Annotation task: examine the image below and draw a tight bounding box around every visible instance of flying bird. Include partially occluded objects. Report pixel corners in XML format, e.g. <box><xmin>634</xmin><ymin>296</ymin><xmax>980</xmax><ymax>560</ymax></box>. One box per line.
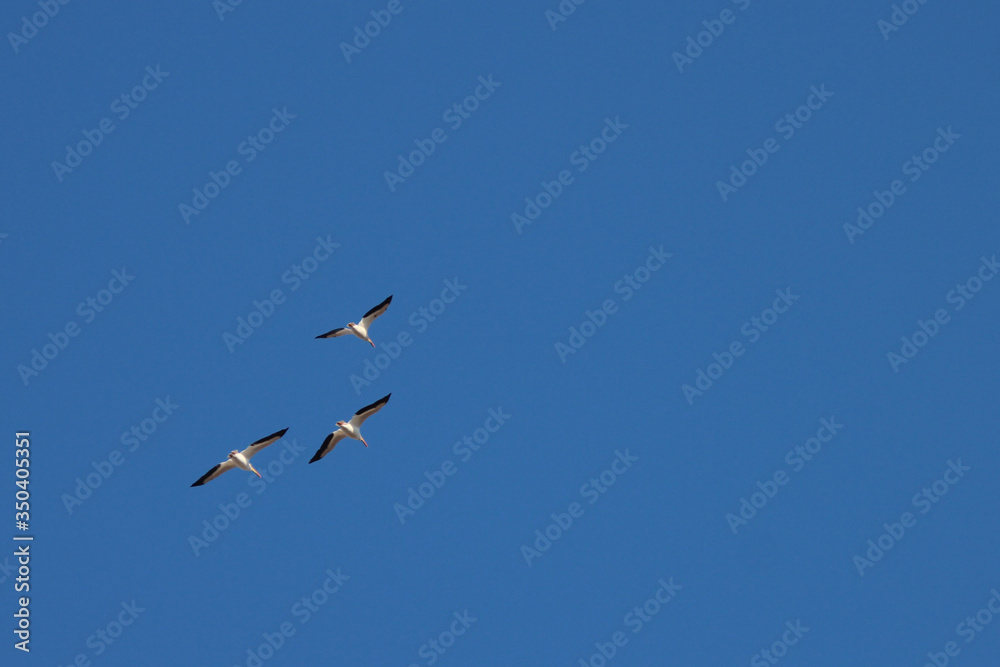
<box><xmin>310</xmin><ymin>394</ymin><xmax>391</xmax><ymax>463</ymax></box>
<box><xmin>191</xmin><ymin>428</ymin><xmax>289</xmax><ymax>487</ymax></box>
<box><xmin>315</xmin><ymin>295</ymin><xmax>392</xmax><ymax>347</ymax></box>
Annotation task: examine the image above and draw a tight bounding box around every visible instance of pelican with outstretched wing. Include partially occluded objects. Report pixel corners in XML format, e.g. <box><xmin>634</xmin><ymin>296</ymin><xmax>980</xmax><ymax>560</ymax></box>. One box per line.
<box><xmin>191</xmin><ymin>428</ymin><xmax>289</xmax><ymax>487</ymax></box>
<box><xmin>310</xmin><ymin>395</ymin><xmax>391</xmax><ymax>463</ymax></box>
<box><xmin>315</xmin><ymin>295</ymin><xmax>393</xmax><ymax>347</ymax></box>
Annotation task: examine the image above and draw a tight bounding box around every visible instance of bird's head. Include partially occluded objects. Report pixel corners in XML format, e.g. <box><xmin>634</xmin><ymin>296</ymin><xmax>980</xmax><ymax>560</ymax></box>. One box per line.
<box><xmin>336</xmin><ymin>420</ymin><xmax>347</xmax><ymax>428</ymax></box>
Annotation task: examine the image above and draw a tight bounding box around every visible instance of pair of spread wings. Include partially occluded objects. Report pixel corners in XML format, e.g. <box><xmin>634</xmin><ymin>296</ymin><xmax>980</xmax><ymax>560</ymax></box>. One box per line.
<box><xmin>315</xmin><ymin>295</ymin><xmax>392</xmax><ymax>339</ymax></box>
<box><xmin>191</xmin><ymin>428</ymin><xmax>289</xmax><ymax>487</ymax></box>
<box><xmin>309</xmin><ymin>394</ymin><xmax>391</xmax><ymax>463</ymax></box>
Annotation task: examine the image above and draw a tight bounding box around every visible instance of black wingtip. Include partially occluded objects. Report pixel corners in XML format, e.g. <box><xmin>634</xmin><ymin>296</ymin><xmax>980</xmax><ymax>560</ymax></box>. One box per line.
<box><xmin>362</xmin><ymin>296</ymin><xmax>393</xmax><ymax>319</ymax></box>
<box><xmin>316</xmin><ymin>327</ymin><xmax>346</xmax><ymax>339</ymax></box>
<box><xmin>255</xmin><ymin>427</ymin><xmax>289</xmax><ymax>444</ymax></box>
<box><xmin>357</xmin><ymin>393</ymin><xmax>392</xmax><ymax>415</ymax></box>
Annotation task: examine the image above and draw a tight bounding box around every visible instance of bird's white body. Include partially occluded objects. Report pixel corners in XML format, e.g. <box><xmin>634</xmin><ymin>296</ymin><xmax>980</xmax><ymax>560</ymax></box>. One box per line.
<box><xmin>345</xmin><ymin>322</ymin><xmax>371</xmax><ymax>344</ymax></box>
<box><xmin>229</xmin><ymin>451</ymin><xmax>253</xmax><ymax>472</ymax></box>
<box><xmin>337</xmin><ymin>420</ymin><xmax>361</xmax><ymax>440</ymax></box>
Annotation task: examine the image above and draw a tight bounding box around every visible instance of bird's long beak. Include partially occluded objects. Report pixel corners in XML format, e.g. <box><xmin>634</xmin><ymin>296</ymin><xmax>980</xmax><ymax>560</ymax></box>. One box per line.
<box><xmin>368</xmin><ymin>339</ymin><xmax>375</xmax><ymax>347</ymax></box>
<box><xmin>250</xmin><ymin>465</ymin><xmax>261</xmax><ymax>478</ymax></box>
<box><xmin>361</xmin><ymin>437</ymin><xmax>369</xmax><ymax>448</ymax></box>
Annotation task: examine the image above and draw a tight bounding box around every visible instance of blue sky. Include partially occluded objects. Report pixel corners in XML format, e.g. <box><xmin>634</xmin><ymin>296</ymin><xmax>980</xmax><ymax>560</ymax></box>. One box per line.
<box><xmin>3</xmin><ymin>1</ymin><xmax>1000</xmax><ymax>665</ymax></box>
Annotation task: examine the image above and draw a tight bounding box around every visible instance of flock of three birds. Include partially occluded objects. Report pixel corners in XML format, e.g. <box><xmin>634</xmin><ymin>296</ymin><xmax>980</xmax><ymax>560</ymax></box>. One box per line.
<box><xmin>191</xmin><ymin>296</ymin><xmax>394</xmax><ymax>487</ymax></box>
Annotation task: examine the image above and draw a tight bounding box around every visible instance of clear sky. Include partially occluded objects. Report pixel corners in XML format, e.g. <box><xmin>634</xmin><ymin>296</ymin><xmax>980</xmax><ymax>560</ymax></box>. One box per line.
<box><xmin>3</xmin><ymin>1</ymin><xmax>1000</xmax><ymax>665</ymax></box>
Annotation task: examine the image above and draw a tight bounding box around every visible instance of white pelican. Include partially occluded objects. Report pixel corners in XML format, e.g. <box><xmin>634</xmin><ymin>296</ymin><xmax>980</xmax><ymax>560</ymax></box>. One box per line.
<box><xmin>315</xmin><ymin>295</ymin><xmax>392</xmax><ymax>347</ymax></box>
<box><xmin>310</xmin><ymin>394</ymin><xmax>391</xmax><ymax>463</ymax></box>
<box><xmin>191</xmin><ymin>428</ymin><xmax>289</xmax><ymax>487</ymax></box>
